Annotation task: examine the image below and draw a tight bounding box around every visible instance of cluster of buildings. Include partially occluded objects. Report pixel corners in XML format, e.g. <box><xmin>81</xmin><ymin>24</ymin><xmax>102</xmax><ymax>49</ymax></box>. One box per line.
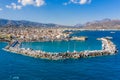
<box><xmin>0</xmin><ymin>27</ymin><xmax>70</xmax><ymax>42</ymax></box>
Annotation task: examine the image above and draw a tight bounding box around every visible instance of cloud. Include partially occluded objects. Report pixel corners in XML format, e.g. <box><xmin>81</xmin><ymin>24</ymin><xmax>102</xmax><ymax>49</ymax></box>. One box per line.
<box><xmin>0</xmin><ymin>8</ymin><xmax>3</xmax><ymax>11</ymax></box>
<box><xmin>18</xmin><ymin>0</ymin><xmax>45</xmax><ymax>7</ymax></box>
<box><xmin>64</xmin><ymin>0</ymin><xmax>91</xmax><ymax>5</ymax></box>
<box><xmin>5</xmin><ymin>0</ymin><xmax>45</xmax><ymax>10</ymax></box>
<box><xmin>79</xmin><ymin>0</ymin><xmax>91</xmax><ymax>4</ymax></box>
<box><xmin>6</xmin><ymin>3</ymin><xmax>22</xmax><ymax>10</ymax></box>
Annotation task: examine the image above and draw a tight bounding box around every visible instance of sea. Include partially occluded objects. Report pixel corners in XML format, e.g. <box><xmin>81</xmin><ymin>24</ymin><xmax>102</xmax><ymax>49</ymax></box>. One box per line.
<box><xmin>0</xmin><ymin>31</ymin><xmax>120</xmax><ymax>80</ymax></box>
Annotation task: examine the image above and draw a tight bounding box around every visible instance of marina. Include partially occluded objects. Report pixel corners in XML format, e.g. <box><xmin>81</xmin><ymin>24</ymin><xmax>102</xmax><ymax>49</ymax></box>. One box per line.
<box><xmin>0</xmin><ymin>27</ymin><xmax>118</xmax><ymax>60</ymax></box>
<box><xmin>4</xmin><ymin>37</ymin><xmax>118</xmax><ymax>60</ymax></box>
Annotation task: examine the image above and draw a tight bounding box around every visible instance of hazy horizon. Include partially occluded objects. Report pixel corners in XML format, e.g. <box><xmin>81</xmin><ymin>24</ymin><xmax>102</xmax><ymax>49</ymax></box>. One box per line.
<box><xmin>0</xmin><ymin>18</ymin><xmax>120</xmax><ymax>26</ymax></box>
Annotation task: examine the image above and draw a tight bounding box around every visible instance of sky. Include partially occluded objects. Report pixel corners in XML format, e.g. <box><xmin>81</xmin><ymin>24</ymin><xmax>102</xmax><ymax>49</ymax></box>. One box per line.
<box><xmin>0</xmin><ymin>0</ymin><xmax>120</xmax><ymax>25</ymax></box>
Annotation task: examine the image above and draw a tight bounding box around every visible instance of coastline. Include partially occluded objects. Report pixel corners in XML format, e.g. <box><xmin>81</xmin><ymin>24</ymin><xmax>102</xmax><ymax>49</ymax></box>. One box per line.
<box><xmin>0</xmin><ymin>27</ymin><xmax>118</xmax><ymax>60</ymax></box>
<box><xmin>0</xmin><ymin>28</ymin><xmax>120</xmax><ymax>42</ymax></box>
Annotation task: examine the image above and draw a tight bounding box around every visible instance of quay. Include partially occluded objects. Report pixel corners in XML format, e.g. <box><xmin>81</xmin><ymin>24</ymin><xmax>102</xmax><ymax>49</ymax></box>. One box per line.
<box><xmin>4</xmin><ymin>38</ymin><xmax>118</xmax><ymax>60</ymax></box>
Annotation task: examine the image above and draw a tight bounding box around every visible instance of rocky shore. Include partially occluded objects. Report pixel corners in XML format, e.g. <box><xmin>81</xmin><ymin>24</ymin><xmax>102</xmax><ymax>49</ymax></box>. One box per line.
<box><xmin>4</xmin><ymin>38</ymin><xmax>118</xmax><ymax>60</ymax></box>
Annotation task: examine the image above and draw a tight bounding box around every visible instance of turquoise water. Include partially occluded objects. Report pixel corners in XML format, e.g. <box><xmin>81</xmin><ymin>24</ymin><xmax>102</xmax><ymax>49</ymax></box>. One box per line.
<box><xmin>21</xmin><ymin>40</ymin><xmax>102</xmax><ymax>53</ymax></box>
<box><xmin>0</xmin><ymin>31</ymin><xmax>120</xmax><ymax>80</ymax></box>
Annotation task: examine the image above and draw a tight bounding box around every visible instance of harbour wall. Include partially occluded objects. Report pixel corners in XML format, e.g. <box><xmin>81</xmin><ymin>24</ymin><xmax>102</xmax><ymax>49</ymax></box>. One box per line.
<box><xmin>4</xmin><ymin>38</ymin><xmax>118</xmax><ymax>60</ymax></box>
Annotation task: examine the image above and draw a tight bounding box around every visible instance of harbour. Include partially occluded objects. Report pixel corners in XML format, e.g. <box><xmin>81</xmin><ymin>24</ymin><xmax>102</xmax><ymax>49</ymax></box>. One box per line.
<box><xmin>0</xmin><ymin>28</ymin><xmax>117</xmax><ymax>60</ymax></box>
<box><xmin>4</xmin><ymin>37</ymin><xmax>118</xmax><ymax>60</ymax></box>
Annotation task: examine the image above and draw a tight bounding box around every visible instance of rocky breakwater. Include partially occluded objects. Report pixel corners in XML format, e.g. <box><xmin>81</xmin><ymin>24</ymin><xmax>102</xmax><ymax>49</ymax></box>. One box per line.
<box><xmin>4</xmin><ymin>38</ymin><xmax>118</xmax><ymax>60</ymax></box>
<box><xmin>101</xmin><ymin>38</ymin><xmax>117</xmax><ymax>54</ymax></box>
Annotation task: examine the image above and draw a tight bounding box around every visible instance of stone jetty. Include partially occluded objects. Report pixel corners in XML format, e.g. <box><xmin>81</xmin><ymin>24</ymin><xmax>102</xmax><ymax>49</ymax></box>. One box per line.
<box><xmin>4</xmin><ymin>38</ymin><xmax>118</xmax><ymax>60</ymax></box>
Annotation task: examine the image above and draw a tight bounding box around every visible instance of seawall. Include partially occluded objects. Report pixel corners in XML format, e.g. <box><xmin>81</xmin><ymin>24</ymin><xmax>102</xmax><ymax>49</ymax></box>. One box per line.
<box><xmin>4</xmin><ymin>38</ymin><xmax>118</xmax><ymax>60</ymax></box>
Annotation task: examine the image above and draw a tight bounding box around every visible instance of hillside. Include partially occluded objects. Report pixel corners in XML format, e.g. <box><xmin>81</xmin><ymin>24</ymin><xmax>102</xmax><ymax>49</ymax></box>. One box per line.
<box><xmin>0</xmin><ymin>19</ymin><xmax>69</xmax><ymax>28</ymax></box>
<box><xmin>1</xmin><ymin>18</ymin><xmax>120</xmax><ymax>29</ymax></box>
<box><xmin>80</xmin><ymin>19</ymin><xmax>120</xmax><ymax>29</ymax></box>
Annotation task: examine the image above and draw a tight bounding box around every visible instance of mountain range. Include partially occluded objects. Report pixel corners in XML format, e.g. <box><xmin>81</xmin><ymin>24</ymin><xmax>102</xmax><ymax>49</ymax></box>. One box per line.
<box><xmin>0</xmin><ymin>19</ymin><xmax>69</xmax><ymax>28</ymax></box>
<box><xmin>79</xmin><ymin>18</ymin><xmax>120</xmax><ymax>29</ymax></box>
<box><xmin>0</xmin><ymin>18</ymin><xmax>120</xmax><ymax>29</ymax></box>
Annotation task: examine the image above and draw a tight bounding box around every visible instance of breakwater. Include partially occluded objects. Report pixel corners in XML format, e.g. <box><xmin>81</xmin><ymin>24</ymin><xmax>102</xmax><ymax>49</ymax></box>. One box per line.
<box><xmin>4</xmin><ymin>38</ymin><xmax>118</xmax><ymax>60</ymax></box>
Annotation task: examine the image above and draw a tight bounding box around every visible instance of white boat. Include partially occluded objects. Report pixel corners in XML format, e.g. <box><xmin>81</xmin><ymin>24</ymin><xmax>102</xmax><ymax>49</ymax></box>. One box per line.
<box><xmin>110</xmin><ymin>32</ymin><xmax>115</xmax><ymax>34</ymax></box>
<box><xmin>105</xmin><ymin>36</ymin><xmax>113</xmax><ymax>39</ymax></box>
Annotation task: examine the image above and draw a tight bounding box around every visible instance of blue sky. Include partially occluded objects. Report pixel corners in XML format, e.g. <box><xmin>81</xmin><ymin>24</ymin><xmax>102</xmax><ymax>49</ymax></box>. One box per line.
<box><xmin>0</xmin><ymin>0</ymin><xmax>120</xmax><ymax>25</ymax></box>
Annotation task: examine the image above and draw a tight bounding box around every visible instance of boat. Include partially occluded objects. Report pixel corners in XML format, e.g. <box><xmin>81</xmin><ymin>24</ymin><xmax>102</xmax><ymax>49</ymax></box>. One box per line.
<box><xmin>110</xmin><ymin>32</ymin><xmax>115</xmax><ymax>34</ymax></box>
<box><xmin>71</xmin><ymin>36</ymin><xmax>88</xmax><ymax>41</ymax></box>
<box><xmin>105</xmin><ymin>36</ymin><xmax>113</xmax><ymax>39</ymax></box>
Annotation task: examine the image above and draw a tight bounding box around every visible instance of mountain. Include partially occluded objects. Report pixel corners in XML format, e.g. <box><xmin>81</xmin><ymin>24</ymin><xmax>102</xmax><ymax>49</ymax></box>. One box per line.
<box><xmin>0</xmin><ymin>19</ymin><xmax>70</xmax><ymax>28</ymax></box>
<box><xmin>79</xmin><ymin>19</ymin><xmax>120</xmax><ymax>29</ymax></box>
<box><xmin>1</xmin><ymin>18</ymin><xmax>120</xmax><ymax>29</ymax></box>
<box><xmin>74</xmin><ymin>24</ymin><xmax>84</xmax><ymax>28</ymax></box>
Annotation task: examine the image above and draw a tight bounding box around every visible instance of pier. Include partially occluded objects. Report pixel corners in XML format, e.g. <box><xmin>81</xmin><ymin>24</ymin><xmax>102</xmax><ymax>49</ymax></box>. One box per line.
<box><xmin>4</xmin><ymin>38</ymin><xmax>118</xmax><ymax>60</ymax></box>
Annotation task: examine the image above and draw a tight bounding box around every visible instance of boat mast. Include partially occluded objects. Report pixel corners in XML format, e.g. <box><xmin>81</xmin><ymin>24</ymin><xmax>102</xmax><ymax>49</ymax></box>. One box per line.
<box><xmin>67</xmin><ymin>42</ymin><xmax>69</xmax><ymax>53</ymax></box>
<box><xmin>74</xmin><ymin>42</ymin><xmax>76</xmax><ymax>53</ymax></box>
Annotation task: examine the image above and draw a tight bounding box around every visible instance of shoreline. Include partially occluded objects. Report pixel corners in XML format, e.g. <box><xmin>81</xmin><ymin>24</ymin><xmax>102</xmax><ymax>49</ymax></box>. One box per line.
<box><xmin>0</xmin><ymin>28</ymin><xmax>119</xmax><ymax>43</ymax></box>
